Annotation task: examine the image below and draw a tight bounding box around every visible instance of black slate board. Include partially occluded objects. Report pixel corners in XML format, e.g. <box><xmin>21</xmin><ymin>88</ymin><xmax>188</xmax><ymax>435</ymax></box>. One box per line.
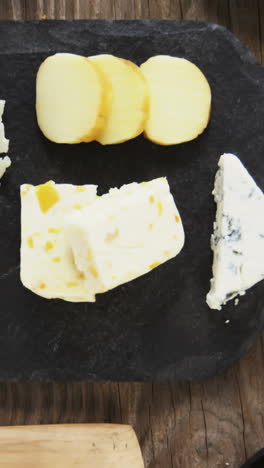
<box><xmin>0</xmin><ymin>20</ymin><xmax>263</xmax><ymax>381</ymax></box>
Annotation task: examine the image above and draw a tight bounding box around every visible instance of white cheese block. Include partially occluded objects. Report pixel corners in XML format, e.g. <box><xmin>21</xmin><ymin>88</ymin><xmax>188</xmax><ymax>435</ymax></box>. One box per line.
<box><xmin>66</xmin><ymin>178</ymin><xmax>185</xmax><ymax>296</ymax></box>
<box><xmin>207</xmin><ymin>153</ymin><xmax>264</xmax><ymax>310</ymax></box>
<box><xmin>0</xmin><ymin>156</ymin><xmax>11</xmax><ymax>180</ymax></box>
<box><xmin>20</xmin><ymin>181</ymin><xmax>97</xmax><ymax>302</ymax></box>
<box><xmin>0</xmin><ymin>100</ymin><xmax>9</xmax><ymax>153</ymax></box>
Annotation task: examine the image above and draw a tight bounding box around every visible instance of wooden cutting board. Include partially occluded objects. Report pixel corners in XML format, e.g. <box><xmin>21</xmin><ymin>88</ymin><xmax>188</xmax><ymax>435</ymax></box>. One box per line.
<box><xmin>0</xmin><ymin>424</ymin><xmax>144</xmax><ymax>467</ymax></box>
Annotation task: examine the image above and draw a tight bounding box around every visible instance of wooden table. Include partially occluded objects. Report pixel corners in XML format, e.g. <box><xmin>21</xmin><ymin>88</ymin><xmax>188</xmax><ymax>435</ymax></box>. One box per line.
<box><xmin>0</xmin><ymin>1</ymin><xmax>263</xmax><ymax>467</ymax></box>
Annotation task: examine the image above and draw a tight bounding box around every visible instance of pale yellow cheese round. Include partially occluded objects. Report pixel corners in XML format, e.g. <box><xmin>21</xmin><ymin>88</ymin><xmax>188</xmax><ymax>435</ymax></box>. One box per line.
<box><xmin>140</xmin><ymin>55</ymin><xmax>211</xmax><ymax>145</ymax></box>
<box><xmin>36</xmin><ymin>53</ymin><xmax>108</xmax><ymax>144</ymax></box>
<box><xmin>89</xmin><ymin>54</ymin><xmax>149</xmax><ymax>145</ymax></box>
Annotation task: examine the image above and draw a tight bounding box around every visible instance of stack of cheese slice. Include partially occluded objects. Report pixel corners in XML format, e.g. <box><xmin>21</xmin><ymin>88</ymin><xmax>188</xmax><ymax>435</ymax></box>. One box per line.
<box><xmin>36</xmin><ymin>53</ymin><xmax>211</xmax><ymax>146</ymax></box>
<box><xmin>20</xmin><ymin>178</ymin><xmax>185</xmax><ymax>302</ymax></box>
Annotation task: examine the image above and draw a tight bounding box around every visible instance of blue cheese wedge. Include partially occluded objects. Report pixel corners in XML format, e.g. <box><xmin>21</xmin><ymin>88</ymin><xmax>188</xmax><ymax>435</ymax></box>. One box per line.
<box><xmin>207</xmin><ymin>153</ymin><xmax>264</xmax><ymax>310</ymax></box>
<box><xmin>20</xmin><ymin>181</ymin><xmax>97</xmax><ymax>302</ymax></box>
<box><xmin>0</xmin><ymin>100</ymin><xmax>9</xmax><ymax>154</ymax></box>
<box><xmin>66</xmin><ymin>177</ymin><xmax>185</xmax><ymax>296</ymax></box>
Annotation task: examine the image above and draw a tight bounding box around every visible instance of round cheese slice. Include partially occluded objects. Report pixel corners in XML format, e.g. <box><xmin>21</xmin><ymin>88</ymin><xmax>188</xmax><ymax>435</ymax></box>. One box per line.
<box><xmin>36</xmin><ymin>53</ymin><xmax>108</xmax><ymax>144</ymax></box>
<box><xmin>89</xmin><ymin>54</ymin><xmax>149</xmax><ymax>145</ymax></box>
<box><xmin>140</xmin><ymin>55</ymin><xmax>211</xmax><ymax>145</ymax></box>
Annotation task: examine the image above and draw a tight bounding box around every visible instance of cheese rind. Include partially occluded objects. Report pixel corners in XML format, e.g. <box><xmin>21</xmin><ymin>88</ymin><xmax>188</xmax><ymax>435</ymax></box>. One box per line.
<box><xmin>66</xmin><ymin>178</ymin><xmax>185</xmax><ymax>296</ymax></box>
<box><xmin>0</xmin><ymin>100</ymin><xmax>9</xmax><ymax>154</ymax></box>
<box><xmin>20</xmin><ymin>182</ymin><xmax>97</xmax><ymax>301</ymax></box>
<box><xmin>207</xmin><ymin>153</ymin><xmax>264</xmax><ymax>310</ymax></box>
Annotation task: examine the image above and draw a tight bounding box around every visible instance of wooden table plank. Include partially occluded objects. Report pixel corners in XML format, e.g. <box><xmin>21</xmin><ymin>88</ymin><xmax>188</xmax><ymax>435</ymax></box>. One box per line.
<box><xmin>0</xmin><ymin>0</ymin><xmax>25</xmax><ymax>19</ymax></box>
<box><xmin>179</xmin><ymin>0</ymin><xmax>230</xmax><ymax>28</ymax></box>
<box><xmin>258</xmin><ymin>0</ymin><xmax>264</xmax><ymax>63</ymax></box>
<box><xmin>0</xmin><ymin>1</ymin><xmax>264</xmax><ymax>467</ymax></box>
<box><xmin>229</xmin><ymin>0</ymin><xmax>262</xmax><ymax>61</ymax></box>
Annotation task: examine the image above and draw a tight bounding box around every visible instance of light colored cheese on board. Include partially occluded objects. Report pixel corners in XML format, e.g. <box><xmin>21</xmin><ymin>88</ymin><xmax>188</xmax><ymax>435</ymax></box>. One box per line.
<box><xmin>20</xmin><ymin>181</ymin><xmax>97</xmax><ymax>302</ymax></box>
<box><xmin>207</xmin><ymin>153</ymin><xmax>264</xmax><ymax>310</ymax></box>
<box><xmin>0</xmin><ymin>100</ymin><xmax>9</xmax><ymax>153</ymax></box>
<box><xmin>66</xmin><ymin>177</ymin><xmax>185</xmax><ymax>296</ymax></box>
<box><xmin>89</xmin><ymin>54</ymin><xmax>148</xmax><ymax>145</ymax></box>
<box><xmin>140</xmin><ymin>56</ymin><xmax>211</xmax><ymax>145</ymax></box>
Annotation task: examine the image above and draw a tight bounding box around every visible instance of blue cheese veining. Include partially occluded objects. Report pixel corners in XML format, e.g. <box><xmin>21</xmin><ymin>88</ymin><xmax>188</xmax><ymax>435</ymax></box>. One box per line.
<box><xmin>207</xmin><ymin>153</ymin><xmax>264</xmax><ymax>310</ymax></box>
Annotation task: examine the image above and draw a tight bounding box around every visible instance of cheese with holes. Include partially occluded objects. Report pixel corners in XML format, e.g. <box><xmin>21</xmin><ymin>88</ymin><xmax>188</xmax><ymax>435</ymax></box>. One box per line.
<box><xmin>20</xmin><ymin>181</ymin><xmax>97</xmax><ymax>301</ymax></box>
<box><xmin>66</xmin><ymin>178</ymin><xmax>185</xmax><ymax>296</ymax></box>
<box><xmin>207</xmin><ymin>153</ymin><xmax>264</xmax><ymax>310</ymax></box>
<box><xmin>0</xmin><ymin>100</ymin><xmax>9</xmax><ymax>153</ymax></box>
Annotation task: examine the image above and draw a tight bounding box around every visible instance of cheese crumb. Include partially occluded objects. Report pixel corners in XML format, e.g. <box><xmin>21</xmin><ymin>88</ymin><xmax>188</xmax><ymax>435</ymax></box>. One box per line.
<box><xmin>0</xmin><ymin>100</ymin><xmax>9</xmax><ymax>154</ymax></box>
<box><xmin>0</xmin><ymin>156</ymin><xmax>11</xmax><ymax>180</ymax></box>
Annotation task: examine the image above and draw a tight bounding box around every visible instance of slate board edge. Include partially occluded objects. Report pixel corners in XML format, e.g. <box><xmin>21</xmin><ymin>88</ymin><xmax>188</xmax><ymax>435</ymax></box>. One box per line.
<box><xmin>0</xmin><ymin>19</ymin><xmax>261</xmax><ymax>68</ymax></box>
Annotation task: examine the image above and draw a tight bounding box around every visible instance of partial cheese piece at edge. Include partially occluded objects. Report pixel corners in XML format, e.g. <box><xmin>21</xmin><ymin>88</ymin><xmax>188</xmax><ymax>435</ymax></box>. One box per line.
<box><xmin>140</xmin><ymin>55</ymin><xmax>211</xmax><ymax>145</ymax></box>
<box><xmin>65</xmin><ymin>177</ymin><xmax>185</xmax><ymax>296</ymax></box>
<box><xmin>89</xmin><ymin>54</ymin><xmax>149</xmax><ymax>145</ymax></box>
<box><xmin>20</xmin><ymin>181</ymin><xmax>97</xmax><ymax>302</ymax></box>
<box><xmin>207</xmin><ymin>153</ymin><xmax>264</xmax><ymax>310</ymax></box>
<box><xmin>36</xmin><ymin>53</ymin><xmax>109</xmax><ymax>144</ymax></box>
<box><xmin>0</xmin><ymin>156</ymin><xmax>11</xmax><ymax>180</ymax></box>
<box><xmin>0</xmin><ymin>100</ymin><xmax>9</xmax><ymax>153</ymax></box>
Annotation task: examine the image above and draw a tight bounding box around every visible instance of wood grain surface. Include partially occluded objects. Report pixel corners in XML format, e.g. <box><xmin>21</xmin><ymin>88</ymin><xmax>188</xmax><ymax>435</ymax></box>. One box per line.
<box><xmin>0</xmin><ymin>424</ymin><xmax>144</xmax><ymax>467</ymax></box>
<box><xmin>0</xmin><ymin>1</ymin><xmax>264</xmax><ymax>467</ymax></box>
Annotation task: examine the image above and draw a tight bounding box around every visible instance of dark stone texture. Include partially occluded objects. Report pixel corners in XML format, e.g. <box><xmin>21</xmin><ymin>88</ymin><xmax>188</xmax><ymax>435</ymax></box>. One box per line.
<box><xmin>0</xmin><ymin>20</ymin><xmax>263</xmax><ymax>381</ymax></box>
